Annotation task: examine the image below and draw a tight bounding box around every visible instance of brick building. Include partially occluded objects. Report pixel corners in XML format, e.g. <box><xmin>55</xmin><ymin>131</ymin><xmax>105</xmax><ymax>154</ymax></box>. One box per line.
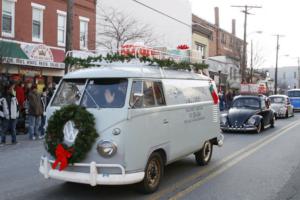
<box><xmin>192</xmin><ymin>8</ymin><xmax>243</xmax><ymax>60</ymax></box>
<box><xmin>0</xmin><ymin>0</ymin><xmax>96</xmax><ymax>91</ymax></box>
<box><xmin>192</xmin><ymin>7</ymin><xmax>244</xmax><ymax>92</ymax></box>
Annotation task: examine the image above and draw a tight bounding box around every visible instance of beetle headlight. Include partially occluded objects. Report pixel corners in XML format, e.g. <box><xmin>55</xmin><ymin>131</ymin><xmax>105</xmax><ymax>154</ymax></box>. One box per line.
<box><xmin>220</xmin><ymin>116</ymin><xmax>227</xmax><ymax>125</ymax></box>
<box><xmin>97</xmin><ymin>140</ymin><xmax>117</xmax><ymax>158</ymax></box>
<box><xmin>247</xmin><ymin>117</ymin><xmax>256</xmax><ymax>125</ymax></box>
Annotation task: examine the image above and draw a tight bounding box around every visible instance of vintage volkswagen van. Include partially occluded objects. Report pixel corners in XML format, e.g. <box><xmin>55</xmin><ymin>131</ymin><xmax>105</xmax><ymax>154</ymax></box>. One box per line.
<box><xmin>39</xmin><ymin>63</ymin><xmax>224</xmax><ymax>193</ymax></box>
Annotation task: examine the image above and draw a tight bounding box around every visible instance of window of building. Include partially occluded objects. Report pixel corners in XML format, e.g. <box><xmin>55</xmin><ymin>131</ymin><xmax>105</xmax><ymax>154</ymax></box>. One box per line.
<box><xmin>230</xmin><ymin>37</ymin><xmax>234</xmax><ymax>47</ymax></box>
<box><xmin>79</xmin><ymin>16</ymin><xmax>89</xmax><ymax>49</ymax></box>
<box><xmin>31</xmin><ymin>3</ymin><xmax>45</xmax><ymax>42</ymax></box>
<box><xmin>221</xmin><ymin>32</ymin><xmax>226</xmax><ymax>44</ymax></box>
<box><xmin>294</xmin><ymin>72</ymin><xmax>297</xmax><ymax>79</ymax></box>
<box><xmin>57</xmin><ymin>10</ymin><xmax>66</xmax><ymax>46</ymax></box>
<box><xmin>1</xmin><ymin>0</ymin><xmax>16</xmax><ymax>37</ymax></box>
<box><xmin>283</xmin><ymin>72</ymin><xmax>286</xmax><ymax>79</ymax></box>
<box><xmin>195</xmin><ymin>42</ymin><xmax>206</xmax><ymax>58</ymax></box>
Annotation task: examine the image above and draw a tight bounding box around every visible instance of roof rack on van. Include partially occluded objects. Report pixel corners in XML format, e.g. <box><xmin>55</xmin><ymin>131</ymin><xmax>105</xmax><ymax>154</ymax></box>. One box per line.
<box><xmin>65</xmin><ymin>46</ymin><xmax>207</xmax><ymax>77</ymax></box>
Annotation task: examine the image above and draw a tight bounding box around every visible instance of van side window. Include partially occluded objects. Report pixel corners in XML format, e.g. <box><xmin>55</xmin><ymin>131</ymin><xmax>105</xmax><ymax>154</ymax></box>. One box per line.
<box><xmin>130</xmin><ymin>80</ymin><xmax>143</xmax><ymax>108</ymax></box>
<box><xmin>143</xmin><ymin>81</ymin><xmax>155</xmax><ymax>107</ymax></box>
<box><xmin>153</xmin><ymin>82</ymin><xmax>166</xmax><ymax>106</ymax></box>
<box><xmin>130</xmin><ymin>80</ymin><xmax>166</xmax><ymax>108</ymax></box>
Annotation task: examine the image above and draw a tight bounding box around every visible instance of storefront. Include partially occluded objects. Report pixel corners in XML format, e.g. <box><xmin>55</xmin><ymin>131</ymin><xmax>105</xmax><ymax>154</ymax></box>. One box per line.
<box><xmin>0</xmin><ymin>40</ymin><xmax>65</xmax><ymax>93</ymax></box>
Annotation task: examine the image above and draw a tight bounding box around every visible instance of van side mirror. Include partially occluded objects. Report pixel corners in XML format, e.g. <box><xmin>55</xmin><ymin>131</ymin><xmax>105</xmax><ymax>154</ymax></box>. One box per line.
<box><xmin>130</xmin><ymin>93</ymin><xmax>144</xmax><ymax>108</ymax></box>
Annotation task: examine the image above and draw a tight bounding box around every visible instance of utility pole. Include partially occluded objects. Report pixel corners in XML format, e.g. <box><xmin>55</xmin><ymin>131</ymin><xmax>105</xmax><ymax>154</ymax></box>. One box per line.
<box><xmin>250</xmin><ymin>40</ymin><xmax>253</xmax><ymax>83</ymax></box>
<box><xmin>65</xmin><ymin>0</ymin><xmax>74</xmax><ymax>74</ymax></box>
<box><xmin>273</xmin><ymin>34</ymin><xmax>284</xmax><ymax>94</ymax></box>
<box><xmin>231</xmin><ymin>5</ymin><xmax>262</xmax><ymax>83</ymax></box>
<box><xmin>298</xmin><ymin>57</ymin><xmax>300</xmax><ymax>88</ymax></box>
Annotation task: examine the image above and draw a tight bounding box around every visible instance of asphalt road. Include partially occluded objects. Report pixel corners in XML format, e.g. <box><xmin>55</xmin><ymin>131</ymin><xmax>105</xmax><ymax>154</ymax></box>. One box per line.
<box><xmin>1</xmin><ymin>113</ymin><xmax>300</xmax><ymax>200</ymax></box>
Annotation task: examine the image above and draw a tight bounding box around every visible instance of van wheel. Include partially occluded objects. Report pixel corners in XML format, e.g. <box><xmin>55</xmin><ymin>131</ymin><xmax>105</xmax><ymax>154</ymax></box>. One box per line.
<box><xmin>195</xmin><ymin>141</ymin><xmax>213</xmax><ymax>166</ymax></box>
<box><xmin>137</xmin><ymin>152</ymin><xmax>164</xmax><ymax>194</ymax></box>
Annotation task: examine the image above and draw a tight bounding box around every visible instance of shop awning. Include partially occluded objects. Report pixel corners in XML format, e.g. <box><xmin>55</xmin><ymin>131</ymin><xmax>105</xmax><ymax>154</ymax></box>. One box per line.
<box><xmin>0</xmin><ymin>41</ymin><xmax>28</xmax><ymax>59</ymax></box>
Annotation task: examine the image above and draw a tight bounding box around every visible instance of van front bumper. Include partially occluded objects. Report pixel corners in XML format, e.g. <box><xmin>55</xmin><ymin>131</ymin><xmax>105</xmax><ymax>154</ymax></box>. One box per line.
<box><xmin>39</xmin><ymin>156</ymin><xmax>145</xmax><ymax>186</ymax></box>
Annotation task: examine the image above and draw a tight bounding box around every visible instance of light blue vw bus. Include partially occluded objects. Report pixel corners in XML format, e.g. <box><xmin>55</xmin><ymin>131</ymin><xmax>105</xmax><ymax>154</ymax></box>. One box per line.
<box><xmin>287</xmin><ymin>89</ymin><xmax>300</xmax><ymax>111</ymax></box>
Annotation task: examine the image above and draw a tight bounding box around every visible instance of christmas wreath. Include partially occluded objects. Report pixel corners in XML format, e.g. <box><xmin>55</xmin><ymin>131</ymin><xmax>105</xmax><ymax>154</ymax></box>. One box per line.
<box><xmin>45</xmin><ymin>104</ymin><xmax>98</xmax><ymax>170</ymax></box>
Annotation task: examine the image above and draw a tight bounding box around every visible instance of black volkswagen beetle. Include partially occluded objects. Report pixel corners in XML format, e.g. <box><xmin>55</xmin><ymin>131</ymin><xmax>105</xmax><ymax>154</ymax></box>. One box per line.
<box><xmin>220</xmin><ymin>95</ymin><xmax>275</xmax><ymax>133</ymax></box>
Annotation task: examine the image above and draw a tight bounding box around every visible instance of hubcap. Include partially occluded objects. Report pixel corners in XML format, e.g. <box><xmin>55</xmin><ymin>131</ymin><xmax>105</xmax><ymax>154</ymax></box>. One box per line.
<box><xmin>146</xmin><ymin>158</ymin><xmax>161</xmax><ymax>188</ymax></box>
<box><xmin>203</xmin><ymin>142</ymin><xmax>211</xmax><ymax>162</ymax></box>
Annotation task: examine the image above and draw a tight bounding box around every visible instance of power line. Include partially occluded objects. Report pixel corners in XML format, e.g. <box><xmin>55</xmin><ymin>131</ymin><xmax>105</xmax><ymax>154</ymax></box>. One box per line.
<box><xmin>132</xmin><ymin>0</ymin><xmax>190</xmax><ymax>27</ymax></box>
<box><xmin>231</xmin><ymin>5</ymin><xmax>262</xmax><ymax>83</ymax></box>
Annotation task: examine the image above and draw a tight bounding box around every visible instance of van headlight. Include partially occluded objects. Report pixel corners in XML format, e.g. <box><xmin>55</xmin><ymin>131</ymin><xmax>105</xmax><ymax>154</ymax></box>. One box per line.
<box><xmin>247</xmin><ymin>116</ymin><xmax>256</xmax><ymax>125</ymax></box>
<box><xmin>97</xmin><ymin>140</ymin><xmax>117</xmax><ymax>158</ymax></box>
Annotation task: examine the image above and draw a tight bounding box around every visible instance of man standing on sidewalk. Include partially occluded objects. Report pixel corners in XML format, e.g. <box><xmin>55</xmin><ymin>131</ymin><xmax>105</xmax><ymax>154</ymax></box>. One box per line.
<box><xmin>0</xmin><ymin>84</ymin><xmax>19</xmax><ymax>145</ymax></box>
<box><xmin>27</xmin><ymin>85</ymin><xmax>43</xmax><ymax>140</ymax></box>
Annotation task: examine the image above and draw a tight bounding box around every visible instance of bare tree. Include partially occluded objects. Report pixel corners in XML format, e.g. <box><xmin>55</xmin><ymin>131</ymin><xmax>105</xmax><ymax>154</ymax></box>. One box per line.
<box><xmin>97</xmin><ymin>8</ymin><xmax>157</xmax><ymax>50</ymax></box>
<box><xmin>252</xmin><ymin>41</ymin><xmax>266</xmax><ymax>69</ymax></box>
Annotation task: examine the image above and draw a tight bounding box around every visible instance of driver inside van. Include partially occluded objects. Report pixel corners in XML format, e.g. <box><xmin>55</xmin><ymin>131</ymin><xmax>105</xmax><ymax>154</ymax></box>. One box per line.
<box><xmin>102</xmin><ymin>87</ymin><xmax>124</xmax><ymax>108</ymax></box>
<box><xmin>104</xmin><ymin>88</ymin><xmax>115</xmax><ymax>105</ymax></box>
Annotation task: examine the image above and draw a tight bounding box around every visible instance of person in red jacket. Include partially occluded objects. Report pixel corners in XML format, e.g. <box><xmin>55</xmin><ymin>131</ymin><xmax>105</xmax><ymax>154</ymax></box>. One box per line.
<box><xmin>15</xmin><ymin>82</ymin><xmax>25</xmax><ymax>110</ymax></box>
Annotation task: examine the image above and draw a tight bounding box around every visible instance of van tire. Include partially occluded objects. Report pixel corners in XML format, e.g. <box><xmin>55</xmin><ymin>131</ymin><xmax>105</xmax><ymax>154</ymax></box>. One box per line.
<box><xmin>137</xmin><ymin>152</ymin><xmax>164</xmax><ymax>194</ymax></box>
<box><xmin>195</xmin><ymin>141</ymin><xmax>213</xmax><ymax>166</ymax></box>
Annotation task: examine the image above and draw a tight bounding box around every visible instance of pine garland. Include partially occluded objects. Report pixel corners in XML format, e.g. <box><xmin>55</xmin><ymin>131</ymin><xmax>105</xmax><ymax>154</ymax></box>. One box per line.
<box><xmin>64</xmin><ymin>53</ymin><xmax>209</xmax><ymax>71</ymax></box>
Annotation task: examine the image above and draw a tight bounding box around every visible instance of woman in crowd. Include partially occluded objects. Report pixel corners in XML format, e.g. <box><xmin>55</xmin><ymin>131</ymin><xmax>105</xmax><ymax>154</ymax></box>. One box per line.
<box><xmin>0</xmin><ymin>83</ymin><xmax>19</xmax><ymax>145</ymax></box>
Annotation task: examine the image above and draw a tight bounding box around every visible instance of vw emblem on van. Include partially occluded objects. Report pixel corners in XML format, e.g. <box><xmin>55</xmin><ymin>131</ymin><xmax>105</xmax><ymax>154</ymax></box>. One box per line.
<box><xmin>63</xmin><ymin>121</ymin><xmax>79</xmax><ymax>145</ymax></box>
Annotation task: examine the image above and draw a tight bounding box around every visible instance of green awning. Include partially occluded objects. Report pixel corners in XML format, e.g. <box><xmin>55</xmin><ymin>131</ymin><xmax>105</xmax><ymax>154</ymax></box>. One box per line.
<box><xmin>0</xmin><ymin>41</ymin><xmax>28</xmax><ymax>59</ymax></box>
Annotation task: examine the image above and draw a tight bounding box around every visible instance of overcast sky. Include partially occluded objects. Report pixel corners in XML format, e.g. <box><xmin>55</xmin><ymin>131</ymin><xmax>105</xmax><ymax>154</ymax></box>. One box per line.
<box><xmin>190</xmin><ymin>0</ymin><xmax>300</xmax><ymax>69</ymax></box>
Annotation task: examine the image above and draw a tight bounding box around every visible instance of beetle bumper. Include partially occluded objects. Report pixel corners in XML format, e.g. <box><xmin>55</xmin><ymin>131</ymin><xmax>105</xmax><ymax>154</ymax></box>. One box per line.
<box><xmin>221</xmin><ymin>125</ymin><xmax>257</xmax><ymax>132</ymax></box>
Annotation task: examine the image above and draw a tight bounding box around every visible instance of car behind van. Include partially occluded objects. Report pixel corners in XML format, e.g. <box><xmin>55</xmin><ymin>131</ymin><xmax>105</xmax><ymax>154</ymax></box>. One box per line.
<box><xmin>39</xmin><ymin>63</ymin><xmax>224</xmax><ymax>193</ymax></box>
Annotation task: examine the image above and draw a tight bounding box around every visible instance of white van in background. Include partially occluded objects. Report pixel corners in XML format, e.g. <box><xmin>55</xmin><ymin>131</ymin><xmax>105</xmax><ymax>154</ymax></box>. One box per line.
<box><xmin>39</xmin><ymin>61</ymin><xmax>223</xmax><ymax>193</ymax></box>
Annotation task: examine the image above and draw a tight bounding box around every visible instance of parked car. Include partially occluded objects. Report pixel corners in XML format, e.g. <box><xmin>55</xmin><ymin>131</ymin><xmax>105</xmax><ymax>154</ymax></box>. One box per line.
<box><xmin>39</xmin><ymin>59</ymin><xmax>224</xmax><ymax>193</ymax></box>
<box><xmin>220</xmin><ymin>95</ymin><xmax>275</xmax><ymax>133</ymax></box>
<box><xmin>287</xmin><ymin>89</ymin><xmax>300</xmax><ymax>111</ymax></box>
<box><xmin>269</xmin><ymin>95</ymin><xmax>294</xmax><ymax>118</ymax></box>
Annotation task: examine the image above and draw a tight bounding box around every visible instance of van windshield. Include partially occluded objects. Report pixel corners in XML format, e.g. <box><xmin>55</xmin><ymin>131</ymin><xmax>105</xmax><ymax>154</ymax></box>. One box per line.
<box><xmin>288</xmin><ymin>90</ymin><xmax>300</xmax><ymax>97</ymax></box>
<box><xmin>80</xmin><ymin>79</ymin><xmax>128</xmax><ymax>108</ymax></box>
<box><xmin>52</xmin><ymin>79</ymin><xmax>86</xmax><ymax>106</ymax></box>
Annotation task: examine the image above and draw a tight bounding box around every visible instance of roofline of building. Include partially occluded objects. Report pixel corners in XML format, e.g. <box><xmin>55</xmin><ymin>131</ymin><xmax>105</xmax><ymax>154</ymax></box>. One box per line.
<box><xmin>192</xmin><ymin>14</ymin><xmax>243</xmax><ymax>42</ymax></box>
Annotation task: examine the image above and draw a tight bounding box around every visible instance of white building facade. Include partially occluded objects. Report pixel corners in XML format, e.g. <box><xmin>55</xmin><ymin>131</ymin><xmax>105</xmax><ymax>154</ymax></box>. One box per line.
<box><xmin>96</xmin><ymin>0</ymin><xmax>192</xmax><ymax>49</ymax></box>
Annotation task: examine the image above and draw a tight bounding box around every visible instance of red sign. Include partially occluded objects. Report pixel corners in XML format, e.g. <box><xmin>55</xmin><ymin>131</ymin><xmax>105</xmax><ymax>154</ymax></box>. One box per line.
<box><xmin>120</xmin><ymin>45</ymin><xmax>156</xmax><ymax>57</ymax></box>
<box><xmin>240</xmin><ymin>83</ymin><xmax>268</xmax><ymax>94</ymax></box>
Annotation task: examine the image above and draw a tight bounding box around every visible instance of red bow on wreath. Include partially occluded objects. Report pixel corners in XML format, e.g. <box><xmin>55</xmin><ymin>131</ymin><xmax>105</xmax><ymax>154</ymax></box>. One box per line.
<box><xmin>52</xmin><ymin>144</ymin><xmax>73</xmax><ymax>171</ymax></box>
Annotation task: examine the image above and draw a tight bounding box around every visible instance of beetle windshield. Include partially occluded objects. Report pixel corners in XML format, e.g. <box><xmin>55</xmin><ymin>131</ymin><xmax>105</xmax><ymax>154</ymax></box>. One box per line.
<box><xmin>52</xmin><ymin>79</ymin><xmax>86</xmax><ymax>106</ymax></box>
<box><xmin>269</xmin><ymin>97</ymin><xmax>285</xmax><ymax>104</ymax></box>
<box><xmin>80</xmin><ymin>79</ymin><xmax>128</xmax><ymax>108</ymax></box>
<box><xmin>232</xmin><ymin>98</ymin><xmax>260</xmax><ymax>109</ymax></box>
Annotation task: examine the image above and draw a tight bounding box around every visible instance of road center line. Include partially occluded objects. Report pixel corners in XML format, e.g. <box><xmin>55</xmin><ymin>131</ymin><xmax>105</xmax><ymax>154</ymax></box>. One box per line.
<box><xmin>149</xmin><ymin>119</ymin><xmax>300</xmax><ymax>200</ymax></box>
<box><xmin>169</xmin><ymin>120</ymin><xmax>300</xmax><ymax>200</ymax></box>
